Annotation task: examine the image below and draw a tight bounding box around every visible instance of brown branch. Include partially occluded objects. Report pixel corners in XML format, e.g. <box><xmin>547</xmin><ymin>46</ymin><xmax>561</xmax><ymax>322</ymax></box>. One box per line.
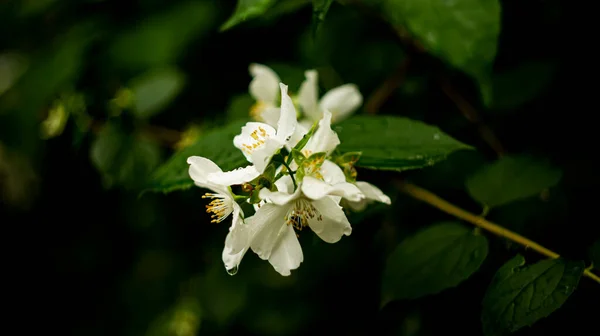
<box><xmin>438</xmin><ymin>78</ymin><xmax>506</xmax><ymax>157</ymax></box>
<box><xmin>365</xmin><ymin>57</ymin><xmax>411</xmax><ymax>115</ymax></box>
<box><xmin>395</xmin><ymin>180</ymin><xmax>600</xmax><ymax>284</ymax></box>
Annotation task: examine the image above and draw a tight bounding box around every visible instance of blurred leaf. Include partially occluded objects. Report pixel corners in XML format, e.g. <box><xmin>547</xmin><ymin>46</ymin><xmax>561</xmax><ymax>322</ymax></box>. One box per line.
<box><xmin>382</xmin><ymin>222</ymin><xmax>488</xmax><ymax>304</ymax></box>
<box><xmin>489</xmin><ymin>61</ymin><xmax>558</xmax><ymax>110</ymax></box>
<box><xmin>384</xmin><ymin>0</ymin><xmax>501</xmax><ymax>104</ymax></box>
<box><xmin>0</xmin><ymin>24</ymin><xmax>95</xmax><ymax>153</ymax></box>
<box><xmin>465</xmin><ymin>155</ymin><xmax>563</xmax><ymax>209</ymax></box>
<box><xmin>146</xmin><ymin>297</ymin><xmax>202</xmax><ymax>336</ymax></box>
<box><xmin>335</xmin><ymin>116</ymin><xmax>473</xmax><ymax>171</ymax></box>
<box><xmin>591</xmin><ymin>240</ymin><xmax>600</xmax><ymax>271</ymax></box>
<box><xmin>40</xmin><ymin>101</ymin><xmax>69</xmax><ymax>139</ymax></box>
<box><xmin>144</xmin><ymin>120</ymin><xmax>247</xmax><ymax>194</ymax></box>
<box><xmin>263</xmin><ymin>0</ymin><xmax>312</xmax><ymax>21</ymax></box>
<box><xmin>18</xmin><ymin>0</ymin><xmax>57</xmax><ymax>17</ymax></box>
<box><xmin>130</xmin><ymin>67</ymin><xmax>186</xmax><ymax>119</ymax></box>
<box><xmin>481</xmin><ymin>255</ymin><xmax>584</xmax><ymax>336</ymax></box>
<box><xmin>227</xmin><ymin>93</ymin><xmax>254</xmax><ymax>121</ymax></box>
<box><xmin>109</xmin><ymin>1</ymin><xmax>216</xmax><ymax>70</ymax></box>
<box><xmin>195</xmin><ymin>263</ymin><xmax>247</xmax><ymax>326</ymax></box>
<box><xmin>311</xmin><ymin>0</ymin><xmax>334</xmax><ymax>37</ymax></box>
<box><xmin>0</xmin><ymin>52</ymin><xmax>28</xmax><ymax>96</ymax></box>
<box><xmin>90</xmin><ymin>122</ymin><xmax>162</xmax><ymax>189</ymax></box>
<box><xmin>220</xmin><ymin>0</ymin><xmax>277</xmax><ymax>31</ymax></box>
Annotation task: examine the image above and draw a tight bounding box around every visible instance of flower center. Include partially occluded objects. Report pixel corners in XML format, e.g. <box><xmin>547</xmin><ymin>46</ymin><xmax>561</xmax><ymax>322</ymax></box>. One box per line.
<box><xmin>202</xmin><ymin>193</ymin><xmax>232</xmax><ymax>223</ymax></box>
<box><xmin>300</xmin><ymin>152</ymin><xmax>324</xmax><ymax>180</ymax></box>
<box><xmin>285</xmin><ymin>199</ymin><xmax>322</xmax><ymax>232</ymax></box>
<box><xmin>241</xmin><ymin>126</ymin><xmax>270</xmax><ymax>155</ymax></box>
<box><xmin>249</xmin><ymin>101</ymin><xmax>267</xmax><ymax>121</ymax></box>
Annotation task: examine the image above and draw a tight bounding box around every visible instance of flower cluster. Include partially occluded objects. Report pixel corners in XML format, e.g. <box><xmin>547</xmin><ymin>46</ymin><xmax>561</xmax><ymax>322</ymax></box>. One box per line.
<box><xmin>187</xmin><ymin>64</ymin><xmax>390</xmax><ymax>276</ymax></box>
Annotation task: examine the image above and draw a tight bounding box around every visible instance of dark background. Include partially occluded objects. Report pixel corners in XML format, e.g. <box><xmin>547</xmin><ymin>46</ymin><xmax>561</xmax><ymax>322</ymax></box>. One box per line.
<box><xmin>1</xmin><ymin>0</ymin><xmax>598</xmax><ymax>335</ymax></box>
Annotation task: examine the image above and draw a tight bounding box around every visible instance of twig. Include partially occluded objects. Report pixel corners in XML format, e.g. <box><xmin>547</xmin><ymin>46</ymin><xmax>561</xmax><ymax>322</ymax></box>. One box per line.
<box><xmin>395</xmin><ymin>180</ymin><xmax>600</xmax><ymax>284</ymax></box>
<box><xmin>439</xmin><ymin>78</ymin><xmax>506</xmax><ymax>157</ymax></box>
<box><xmin>365</xmin><ymin>58</ymin><xmax>410</xmax><ymax>115</ymax></box>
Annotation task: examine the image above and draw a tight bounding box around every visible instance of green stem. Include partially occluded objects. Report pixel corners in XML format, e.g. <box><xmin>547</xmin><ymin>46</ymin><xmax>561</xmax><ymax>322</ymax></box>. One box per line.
<box><xmin>281</xmin><ymin>159</ymin><xmax>297</xmax><ymax>190</ymax></box>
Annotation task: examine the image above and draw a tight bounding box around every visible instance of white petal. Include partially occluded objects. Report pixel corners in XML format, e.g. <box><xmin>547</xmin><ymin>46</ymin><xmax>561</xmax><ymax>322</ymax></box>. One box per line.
<box><xmin>267</xmin><ymin>224</ymin><xmax>303</xmax><ymax>276</ymax></box>
<box><xmin>252</xmin><ymin>138</ymin><xmax>283</xmax><ymax>173</ymax></box>
<box><xmin>222</xmin><ymin>245</ymin><xmax>249</xmax><ymax>272</ymax></box>
<box><xmin>187</xmin><ymin>156</ymin><xmax>223</xmax><ymax>185</ymax></box>
<box><xmin>259</xmin><ymin>185</ymin><xmax>301</xmax><ymax>205</ymax></box>
<box><xmin>260</xmin><ymin>106</ymin><xmax>281</xmax><ymax>128</ymax></box>
<box><xmin>319</xmin><ymin>160</ymin><xmax>346</xmax><ymax>185</ymax></box>
<box><xmin>233</xmin><ymin>122</ymin><xmax>281</xmax><ymax>172</ymax></box>
<box><xmin>319</xmin><ymin>84</ymin><xmax>363</xmax><ymax>123</ymax></box>
<box><xmin>301</xmin><ymin>176</ymin><xmax>364</xmax><ymax>202</ymax></box>
<box><xmin>249</xmin><ymin>204</ymin><xmax>291</xmax><ymax>260</ymax></box>
<box><xmin>344</xmin><ymin>199</ymin><xmax>368</xmax><ymax>212</ymax></box>
<box><xmin>286</xmin><ymin>121</ymin><xmax>309</xmax><ymax>151</ymax></box>
<box><xmin>356</xmin><ymin>181</ymin><xmax>391</xmax><ymax>204</ymax></box>
<box><xmin>225</xmin><ymin>211</ymin><xmax>249</xmax><ymax>255</ymax></box>
<box><xmin>307</xmin><ymin>197</ymin><xmax>352</xmax><ymax>243</ymax></box>
<box><xmin>303</xmin><ymin>110</ymin><xmax>340</xmax><ymax>155</ymax></box>
<box><xmin>276</xmin><ymin>83</ymin><xmax>297</xmax><ymax>144</ymax></box>
<box><xmin>249</xmin><ymin>63</ymin><xmax>280</xmax><ymax>104</ymax></box>
<box><xmin>222</xmin><ymin>212</ymin><xmax>250</xmax><ymax>270</ymax></box>
<box><xmin>207</xmin><ymin>165</ymin><xmax>260</xmax><ymax>186</ymax></box>
<box><xmin>274</xmin><ymin>174</ymin><xmax>294</xmax><ymax>194</ymax></box>
<box><xmin>297</xmin><ymin>70</ymin><xmax>320</xmax><ymax>121</ymax></box>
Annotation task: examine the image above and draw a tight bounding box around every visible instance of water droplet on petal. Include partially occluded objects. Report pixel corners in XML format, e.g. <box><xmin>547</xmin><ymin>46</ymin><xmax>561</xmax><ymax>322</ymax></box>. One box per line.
<box><xmin>226</xmin><ymin>266</ymin><xmax>239</xmax><ymax>276</ymax></box>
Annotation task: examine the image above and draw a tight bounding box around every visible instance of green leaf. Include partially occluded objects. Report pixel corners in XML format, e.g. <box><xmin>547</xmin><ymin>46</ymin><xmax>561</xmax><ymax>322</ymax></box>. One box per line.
<box><xmin>465</xmin><ymin>155</ymin><xmax>563</xmax><ymax>208</ymax></box>
<box><xmin>489</xmin><ymin>61</ymin><xmax>558</xmax><ymax>110</ymax></box>
<box><xmin>129</xmin><ymin>67</ymin><xmax>185</xmax><ymax>119</ymax></box>
<box><xmin>384</xmin><ymin>0</ymin><xmax>501</xmax><ymax>103</ymax></box>
<box><xmin>335</xmin><ymin>116</ymin><xmax>473</xmax><ymax>171</ymax></box>
<box><xmin>109</xmin><ymin>1</ymin><xmax>216</xmax><ymax>70</ymax></box>
<box><xmin>90</xmin><ymin>122</ymin><xmax>162</xmax><ymax>189</ymax></box>
<box><xmin>481</xmin><ymin>255</ymin><xmax>584</xmax><ymax>336</ymax></box>
<box><xmin>312</xmin><ymin>0</ymin><xmax>334</xmax><ymax>37</ymax></box>
<box><xmin>381</xmin><ymin>222</ymin><xmax>488</xmax><ymax>304</ymax></box>
<box><xmin>144</xmin><ymin>120</ymin><xmax>248</xmax><ymax>194</ymax></box>
<box><xmin>220</xmin><ymin>0</ymin><xmax>277</xmax><ymax>31</ymax></box>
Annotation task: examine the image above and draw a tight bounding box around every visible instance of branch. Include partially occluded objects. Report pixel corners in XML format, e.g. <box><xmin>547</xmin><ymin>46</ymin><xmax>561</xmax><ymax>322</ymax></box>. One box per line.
<box><xmin>438</xmin><ymin>78</ymin><xmax>506</xmax><ymax>157</ymax></box>
<box><xmin>395</xmin><ymin>180</ymin><xmax>600</xmax><ymax>284</ymax></box>
<box><xmin>365</xmin><ymin>57</ymin><xmax>410</xmax><ymax>115</ymax></box>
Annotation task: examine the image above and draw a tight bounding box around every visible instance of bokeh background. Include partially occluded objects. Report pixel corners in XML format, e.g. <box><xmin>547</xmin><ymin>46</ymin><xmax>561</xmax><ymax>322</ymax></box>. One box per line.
<box><xmin>1</xmin><ymin>0</ymin><xmax>598</xmax><ymax>335</ymax></box>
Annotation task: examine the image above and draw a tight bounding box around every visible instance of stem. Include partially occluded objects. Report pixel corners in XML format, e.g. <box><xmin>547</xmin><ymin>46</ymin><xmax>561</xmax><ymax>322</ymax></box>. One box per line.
<box><xmin>365</xmin><ymin>57</ymin><xmax>410</xmax><ymax>115</ymax></box>
<box><xmin>281</xmin><ymin>159</ymin><xmax>297</xmax><ymax>190</ymax></box>
<box><xmin>438</xmin><ymin>78</ymin><xmax>506</xmax><ymax>157</ymax></box>
<box><xmin>395</xmin><ymin>180</ymin><xmax>600</xmax><ymax>284</ymax></box>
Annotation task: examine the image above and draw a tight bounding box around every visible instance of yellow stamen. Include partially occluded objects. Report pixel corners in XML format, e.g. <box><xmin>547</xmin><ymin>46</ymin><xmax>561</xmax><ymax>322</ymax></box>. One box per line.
<box><xmin>241</xmin><ymin>126</ymin><xmax>270</xmax><ymax>155</ymax></box>
<box><xmin>285</xmin><ymin>199</ymin><xmax>323</xmax><ymax>232</ymax></box>
<box><xmin>202</xmin><ymin>193</ymin><xmax>231</xmax><ymax>223</ymax></box>
<box><xmin>250</xmin><ymin>101</ymin><xmax>267</xmax><ymax>121</ymax></box>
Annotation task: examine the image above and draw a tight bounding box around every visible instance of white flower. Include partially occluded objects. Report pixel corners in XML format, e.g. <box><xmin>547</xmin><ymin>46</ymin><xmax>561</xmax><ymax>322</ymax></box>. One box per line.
<box><xmin>242</xmin><ymin>172</ymin><xmax>363</xmax><ymax>276</ymax></box>
<box><xmin>297</xmin><ymin>69</ymin><xmax>363</xmax><ymax>124</ymax></box>
<box><xmin>231</xmin><ymin>83</ymin><xmax>297</xmax><ymax>174</ymax></box>
<box><xmin>187</xmin><ymin>156</ymin><xmax>241</xmax><ymax>224</ymax></box>
<box><xmin>344</xmin><ymin>181</ymin><xmax>392</xmax><ymax>212</ymax></box>
<box><xmin>187</xmin><ymin>156</ymin><xmax>249</xmax><ymax>272</ymax></box>
<box><xmin>248</xmin><ymin>63</ymin><xmax>282</xmax><ymax>127</ymax></box>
